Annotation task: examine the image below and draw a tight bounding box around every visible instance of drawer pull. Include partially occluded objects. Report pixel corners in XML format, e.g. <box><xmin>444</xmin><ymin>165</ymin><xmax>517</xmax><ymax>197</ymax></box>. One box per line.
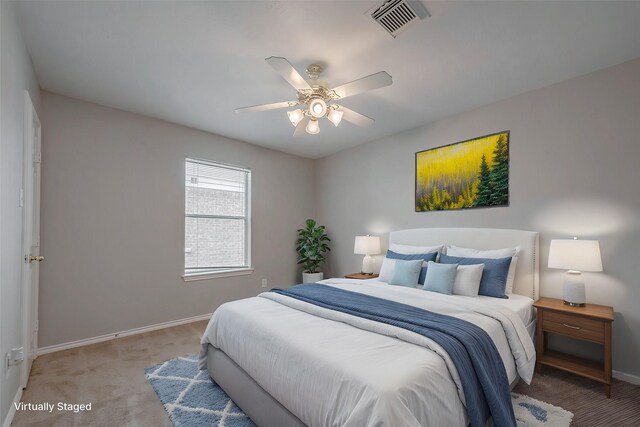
<box><xmin>562</xmin><ymin>323</ymin><xmax>581</xmax><ymax>330</ymax></box>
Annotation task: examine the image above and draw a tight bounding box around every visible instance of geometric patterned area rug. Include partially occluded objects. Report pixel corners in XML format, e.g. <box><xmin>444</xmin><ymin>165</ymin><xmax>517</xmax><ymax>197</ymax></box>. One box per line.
<box><xmin>511</xmin><ymin>392</ymin><xmax>574</xmax><ymax>427</ymax></box>
<box><xmin>144</xmin><ymin>355</ymin><xmax>256</xmax><ymax>427</ymax></box>
<box><xmin>146</xmin><ymin>355</ymin><xmax>573</xmax><ymax>427</ymax></box>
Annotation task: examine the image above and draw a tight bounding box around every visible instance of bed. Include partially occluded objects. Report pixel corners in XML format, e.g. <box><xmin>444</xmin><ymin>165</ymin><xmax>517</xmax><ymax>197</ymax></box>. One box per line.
<box><xmin>199</xmin><ymin>227</ymin><xmax>539</xmax><ymax>426</ymax></box>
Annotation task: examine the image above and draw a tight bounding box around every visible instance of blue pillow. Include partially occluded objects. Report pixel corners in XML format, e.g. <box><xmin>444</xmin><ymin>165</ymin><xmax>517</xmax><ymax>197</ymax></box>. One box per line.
<box><xmin>385</xmin><ymin>250</ymin><xmax>438</xmax><ymax>285</ymax></box>
<box><xmin>390</xmin><ymin>259</ymin><xmax>424</xmax><ymax>288</ymax></box>
<box><xmin>422</xmin><ymin>261</ymin><xmax>457</xmax><ymax>295</ymax></box>
<box><xmin>439</xmin><ymin>254</ymin><xmax>511</xmax><ymax>299</ymax></box>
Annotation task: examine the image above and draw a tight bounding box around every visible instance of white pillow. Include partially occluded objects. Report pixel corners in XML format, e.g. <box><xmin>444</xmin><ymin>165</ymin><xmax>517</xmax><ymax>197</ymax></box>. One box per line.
<box><xmin>446</xmin><ymin>245</ymin><xmax>520</xmax><ymax>294</ymax></box>
<box><xmin>389</xmin><ymin>243</ymin><xmax>443</xmax><ymax>254</ymax></box>
<box><xmin>379</xmin><ymin>244</ymin><xmax>443</xmax><ymax>283</ymax></box>
<box><xmin>452</xmin><ymin>264</ymin><xmax>484</xmax><ymax>297</ymax></box>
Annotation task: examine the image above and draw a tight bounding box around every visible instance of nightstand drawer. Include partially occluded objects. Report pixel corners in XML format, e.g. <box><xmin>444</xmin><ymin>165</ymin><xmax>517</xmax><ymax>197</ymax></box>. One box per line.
<box><xmin>543</xmin><ymin>311</ymin><xmax>604</xmax><ymax>343</ymax></box>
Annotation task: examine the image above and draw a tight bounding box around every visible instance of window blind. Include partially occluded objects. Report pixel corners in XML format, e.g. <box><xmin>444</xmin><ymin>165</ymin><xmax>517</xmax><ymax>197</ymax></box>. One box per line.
<box><xmin>185</xmin><ymin>158</ymin><xmax>251</xmax><ymax>275</ymax></box>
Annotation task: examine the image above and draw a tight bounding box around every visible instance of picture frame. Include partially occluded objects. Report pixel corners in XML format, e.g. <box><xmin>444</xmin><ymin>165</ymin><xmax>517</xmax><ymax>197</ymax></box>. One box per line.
<box><xmin>415</xmin><ymin>131</ymin><xmax>510</xmax><ymax>212</ymax></box>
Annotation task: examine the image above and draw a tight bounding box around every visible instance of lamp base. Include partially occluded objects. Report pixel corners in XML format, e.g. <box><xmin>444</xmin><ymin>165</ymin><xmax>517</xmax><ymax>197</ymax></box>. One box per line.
<box><xmin>361</xmin><ymin>255</ymin><xmax>375</xmax><ymax>275</ymax></box>
<box><xmin>563</xmin><ymin>273</ymin><xmax>586</xmax><ymax>306</ymax></box>
<box><xmin>563</xmin><ymin>300</ymin><xmax>586</xmax><ymax>307</ymax></box>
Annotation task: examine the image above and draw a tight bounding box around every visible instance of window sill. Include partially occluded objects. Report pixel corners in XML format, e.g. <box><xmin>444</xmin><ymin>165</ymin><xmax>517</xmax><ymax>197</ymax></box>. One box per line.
<box><xmin>182</xmin><ymin>268</ymin><xmax>254</xmax><ymax>282</ymax></box>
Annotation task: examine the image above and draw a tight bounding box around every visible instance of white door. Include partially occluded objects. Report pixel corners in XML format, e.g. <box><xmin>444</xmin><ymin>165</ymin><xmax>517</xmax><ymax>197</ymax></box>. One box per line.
<box><xmin>21</xmin><ymin>91</ymin><xmax>42</xmax><ymax>388</ymax></box>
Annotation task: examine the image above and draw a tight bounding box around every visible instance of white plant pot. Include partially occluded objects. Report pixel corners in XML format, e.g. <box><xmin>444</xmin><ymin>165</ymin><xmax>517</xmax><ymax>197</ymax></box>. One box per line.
<box><xmin>302</xmin><ymin>272</ymin><xmax>324</xmax><ymax>283</ymax></box>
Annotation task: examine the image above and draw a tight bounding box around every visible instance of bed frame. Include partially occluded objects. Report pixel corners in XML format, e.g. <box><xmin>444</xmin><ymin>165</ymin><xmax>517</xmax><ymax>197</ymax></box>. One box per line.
<box><xmin>207</xmin><ymin>227</ymin><xmax>540</xmax><ymax>427</ymax></box>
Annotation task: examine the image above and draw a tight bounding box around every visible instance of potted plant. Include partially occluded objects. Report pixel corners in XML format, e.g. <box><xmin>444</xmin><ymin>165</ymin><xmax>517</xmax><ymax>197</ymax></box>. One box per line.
<box><xmin>296</xmin><ymin>219</ymin><xmax>331</xmax><ymax>283</ymax></box>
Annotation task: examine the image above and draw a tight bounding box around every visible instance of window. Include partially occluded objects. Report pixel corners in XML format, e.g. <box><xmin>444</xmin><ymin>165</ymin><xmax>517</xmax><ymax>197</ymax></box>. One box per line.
<box><xmin>184</xmin><ymin>158</ymin><xmax>251</xmax><ymax>280</ymax></box>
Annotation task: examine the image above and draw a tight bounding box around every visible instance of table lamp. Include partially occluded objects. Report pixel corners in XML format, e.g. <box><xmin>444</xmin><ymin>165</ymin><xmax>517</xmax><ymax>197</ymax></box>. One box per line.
<box><xmin>548</xmin><ymin>238</ymin><xmax>603</xmax><ymax>306</ymax></box>
<box><xmin>354</xmin><ymin>235</ymin><xmax>381</xmax><ymax>275</ymax></box>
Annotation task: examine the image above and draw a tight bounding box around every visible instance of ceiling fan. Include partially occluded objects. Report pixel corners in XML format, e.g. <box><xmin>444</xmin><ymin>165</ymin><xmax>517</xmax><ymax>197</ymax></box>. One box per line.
<box><xmin>235</xmin><ymin>57</ymin><xmax>392</xmax><ymax>136</ymax></box>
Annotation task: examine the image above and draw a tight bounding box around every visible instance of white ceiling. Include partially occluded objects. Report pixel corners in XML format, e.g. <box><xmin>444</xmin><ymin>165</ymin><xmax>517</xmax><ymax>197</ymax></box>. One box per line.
<box><xmin>16</xmin><ymin>1</ymin><xmax>640</xmax><ymax>159</ymax></box>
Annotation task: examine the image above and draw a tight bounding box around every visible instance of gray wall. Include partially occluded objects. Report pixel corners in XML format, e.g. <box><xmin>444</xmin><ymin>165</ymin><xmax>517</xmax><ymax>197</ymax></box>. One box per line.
<box><xmin>316</xmin><ymin>58</ymin><xmax>640</xmax><ymax>378</ymax></box>
<box><xmin>0</xmin><ymin>1</ymin><xmax>41</xmax><ymax>423</ymax></box>
<box><xmin>38</xmin><ymin>92</ymin><xmax>315</xmax><ymax>347</ymax></box>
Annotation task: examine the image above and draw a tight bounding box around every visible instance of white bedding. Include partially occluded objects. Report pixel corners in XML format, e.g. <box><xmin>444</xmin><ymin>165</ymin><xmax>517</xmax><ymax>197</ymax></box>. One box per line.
<box><xmin>359</xmin><ymin>278</ymin><xmax>534</xmax><ymax>325</ymax></box>
<box><xmin>494</xmin><ymin>293</ymin><xmax>535</xmax><ymax>325</ymax></box>
<box><xmin>200</xmin><ymin>279</ymin><xmax>536</xmax><ymax>427</ymax></box>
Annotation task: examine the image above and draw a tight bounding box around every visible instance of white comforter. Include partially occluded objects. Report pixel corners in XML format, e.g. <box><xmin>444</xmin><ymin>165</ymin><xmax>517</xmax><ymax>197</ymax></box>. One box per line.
<box><xmin>199</xmin><ymin>279</ymin><xmax>536</xmax><ymax>427</ymax></box>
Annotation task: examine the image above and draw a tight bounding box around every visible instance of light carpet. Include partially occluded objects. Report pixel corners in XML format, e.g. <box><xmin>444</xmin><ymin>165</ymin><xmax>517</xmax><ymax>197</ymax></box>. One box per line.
<box><xmin>146</xmin><ymin>355</ymin><xmax>573</xmax><ymax>427</ymax></box>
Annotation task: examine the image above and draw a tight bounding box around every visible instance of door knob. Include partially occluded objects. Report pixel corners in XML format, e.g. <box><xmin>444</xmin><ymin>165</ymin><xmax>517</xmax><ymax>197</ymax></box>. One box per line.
<box><xmin>25</xmin><ymin>255</ymin><xmax>44</xmax><ymax>263</ymax></box>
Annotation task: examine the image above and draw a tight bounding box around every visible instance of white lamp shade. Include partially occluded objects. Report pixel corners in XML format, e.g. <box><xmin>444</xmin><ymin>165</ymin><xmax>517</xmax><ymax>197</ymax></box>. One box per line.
<box><xmin>327</xmin><ymin>109</ymin><xmax>343</xmax><ymax>127</ymax></box>
<box><xmin>354</xmin><ymin>236</ymin><xmax>381</xmax><ymax>255</ymax></box>
<box><xmin>548</xmin><ymin>239</ymin><xmax>603</xmax><ymax>272</ymax></box>
<box><xmin>305</xmin><ymin>119</ymin><xmax>320</xmax><ymax>134</ymax></box>
<box><xmin>287</xmin><ymin>109</ymin><xmax>304</xmax><ymax>127</ymax></box>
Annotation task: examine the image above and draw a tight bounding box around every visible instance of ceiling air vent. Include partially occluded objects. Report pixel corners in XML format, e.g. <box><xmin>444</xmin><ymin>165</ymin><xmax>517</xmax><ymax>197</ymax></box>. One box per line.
<box><xmin>369</xmin><ymin>0</ymin><xmax>430</xmax><ymax>38</ymax></box>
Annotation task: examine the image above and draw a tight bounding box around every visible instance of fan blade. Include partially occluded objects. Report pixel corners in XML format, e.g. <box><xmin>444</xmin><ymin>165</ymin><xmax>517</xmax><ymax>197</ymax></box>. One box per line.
<box><xmin>293</xmin><ymin>117</ymin><xmax>310</xmax><ymax>136</ymax></box>
<box><xmin>266</xmin><ymin>57</ymin><xmax>312</xmax><ymax>91</ymax></box>
<box><xmin>235</xmin><ymin>100</ymin><xmax>298</xmax><ymax>113</ymax></box>
<box><xmin>331</xmin><ymin>71</ymin><xmax>392</xmax><ymax>99</ymax></box>
<box><xmin>337</xmin><ymin>105</ymin><xmax>375</xmax><ymax>127</ymax></box>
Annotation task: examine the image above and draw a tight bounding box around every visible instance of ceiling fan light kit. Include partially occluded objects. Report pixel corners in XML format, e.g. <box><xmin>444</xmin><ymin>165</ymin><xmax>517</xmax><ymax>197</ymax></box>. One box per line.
<box><xmin>309</xmin><ymin>98</ymin><xmax>328</xmax><ymax>118</ymax></box>
<box><xmin>235</xmin><ymin>57</ymin><xmax>392</xmax><ymax>136</ymax></box>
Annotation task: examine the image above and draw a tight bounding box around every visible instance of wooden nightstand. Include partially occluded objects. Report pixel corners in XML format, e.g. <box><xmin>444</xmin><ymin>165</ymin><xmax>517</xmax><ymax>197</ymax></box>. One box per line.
<box><xmin>533</xmin><ymin>297</ymin><xmax>614</xmax><ymax>397</ymax></box>
<box><xmin>344</xmin><ymin>273</ymin><xmax>379</xmax><ymax>280</ymax></box>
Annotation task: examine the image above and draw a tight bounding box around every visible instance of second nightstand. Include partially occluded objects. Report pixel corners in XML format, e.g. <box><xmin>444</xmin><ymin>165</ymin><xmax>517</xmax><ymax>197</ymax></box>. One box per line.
<box><xmin>533</xmin><ymin>297</ymin><xmax>614</xmax><ymax>397</ymax></box>
<box><xmin>344</xmin><ymin>273</ymin><xmax>378</xmax><ymax>280</ymax></box>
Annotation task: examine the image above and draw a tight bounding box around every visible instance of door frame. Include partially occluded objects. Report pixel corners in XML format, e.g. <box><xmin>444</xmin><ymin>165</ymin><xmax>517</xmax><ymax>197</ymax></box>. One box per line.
<box><xmin>20</xmin><ymin>90</ymin><xmax>41</xmax><ymax>388</ymax></box>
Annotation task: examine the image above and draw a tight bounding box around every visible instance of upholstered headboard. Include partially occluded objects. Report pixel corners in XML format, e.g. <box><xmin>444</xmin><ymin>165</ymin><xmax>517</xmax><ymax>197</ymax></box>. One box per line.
<box><xmin>389</xmin><ymin>228</ymin><xmax>540</xmax><ymax>300</ymax></box>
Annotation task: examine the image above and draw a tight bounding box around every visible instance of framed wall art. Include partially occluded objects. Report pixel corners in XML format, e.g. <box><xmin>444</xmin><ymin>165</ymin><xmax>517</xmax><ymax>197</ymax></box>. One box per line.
<box><xmin>415</xmin><ymin>131</ymin><xmax>509</xmax><ymax>212</ymax></box>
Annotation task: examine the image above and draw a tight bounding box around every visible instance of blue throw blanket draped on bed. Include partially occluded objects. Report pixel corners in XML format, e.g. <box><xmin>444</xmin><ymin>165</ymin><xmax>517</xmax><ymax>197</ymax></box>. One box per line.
<box><xmin>271</xmin><ymin>284</ymin><xmax>516</xmax><ymax>427</ymax></box>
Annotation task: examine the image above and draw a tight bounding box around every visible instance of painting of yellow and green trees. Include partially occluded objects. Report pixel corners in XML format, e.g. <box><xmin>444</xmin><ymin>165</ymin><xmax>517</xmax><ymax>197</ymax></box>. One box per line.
<box><xmin>415</xmin><ymin>131</ymin><xmax>509</xmax><ymax>212</ymax></box>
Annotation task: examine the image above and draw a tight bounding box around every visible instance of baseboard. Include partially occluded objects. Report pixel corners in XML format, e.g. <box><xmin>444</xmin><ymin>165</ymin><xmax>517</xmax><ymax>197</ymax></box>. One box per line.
<box><xmin>37</xmin><ymin>313</ymin><xmax>212</xmax><ymax>356</ymax></box>
<box><xmin>613</xmin><ymin>369</ymin><xmax>640</xmax><ymax>385</ymax></box>
<box><xmin>2</xmin><ymin>386</ymin><xmax>23</xmax><ymax>427</ymax></box>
